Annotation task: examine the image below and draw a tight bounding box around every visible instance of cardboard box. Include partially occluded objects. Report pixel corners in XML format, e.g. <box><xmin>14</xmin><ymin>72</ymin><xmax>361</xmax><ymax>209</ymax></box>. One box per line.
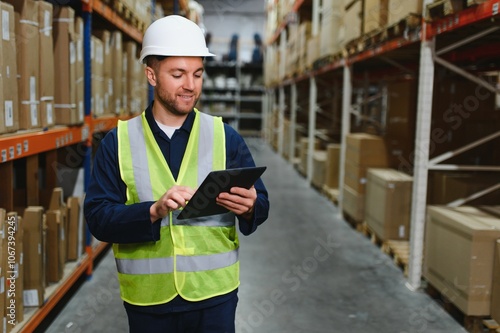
<box><xmin>91</xmin><ymin>35</ymin><xmax>105</xmax><ymax>117</ymax></box>
<box><xmin>325</xmin><ymin>143</ymin><xmax>340</xmax><ymax>189</ymax></box>
<box><xmin>306</xmin><ymin>35</ymin><xmax>320</xmax><ymax>70</ymax></box>
<box><xmin>424</xmin><ymin>206</ymin><xmax>500</xmax><ymax>316</ymax></box>
<box><xmin>66</xmin><ymin>197</ymin><xmax>80</xmax><ymax>261</ymax></box>
<box><xmin>53</xmin><ymin>5</ymin><xmax>79</xmax><ymax>125</ymax></box>
<box><xmin>0</xmin><ymin>2</ymin><xmax>19</xmax><ymax>134</ymax></box>
<box><xmin>125</xmin><ymin>41</ymin><xmax>143</xmax><ymax>114</ymax></box>
<box><xmin>38</xmin><ymin>0</ymin><xmax>54</xmax><ymax>128</ymax></box>
<box><xmin>320</xmin><ymin>0</ymin><xmax>343</xmax><ymax>58</ymax></box>
<box><xmin>363</xmin><ymin>0</ymin><xmax>388</xmax><ymax>34</ymax></box>
<box><xmin>345</xmin><ymin>133</ymin><xmax>389</xmax><ymax>166</ymax></box>
<box><xmin>22</xmin><ymin>206</ymin><xmax>44</xmax><ymax>307</ymax></box>
<box><xmin>5</xmin><ymin>0</ymin><xmax>40</xmax><ymax>130</ymax></box>
<box><xmin>299</xmin><ymin>137</ymin><xmax>320</xmax><ymax>175</ymax></box>
<box><xmin>312</xmin><ymin>150</ymin><xmax>327</xmax><ymax>189</ymax></box>
<box><xmin>74</xmin><ymin>16</ymin><xmax>85</xmax><ymax>124</ymax></box>
<box><xmin>388</xmin><ymin>0</ymin><xmax>423</xmax><ymax>26</ymax></box>
<box><xmin>342</xmin><ymin>185</ymin><xmax>365</xmax><ymax>223</ymax></box>
<box><xmin>339</xmin><ymin>0</ymin><xmax>362</xmax><ymax>48</ymax></box>
<box><xmin>365</xmin><ymin>168</ymin><xmax>412</xmax><ymax>240</ymax></box>
<box><xmin>94</xmin><ymin>30</ymin><xmax>113</xmax><ymax>115</ymax></box>
<box><xmin>49</xmin><ymin>188</ymin><xmax>67</xmax><ymax>262</ymax></box>
<box><xmin>111</xmin><ymin>31</ymin><xmax>123</xmax><ymax>114</ymax></box>
<box><xmin>45</xmin><ymin>210</ymin><xmax>64</xmax><ymax>283</ymax></box>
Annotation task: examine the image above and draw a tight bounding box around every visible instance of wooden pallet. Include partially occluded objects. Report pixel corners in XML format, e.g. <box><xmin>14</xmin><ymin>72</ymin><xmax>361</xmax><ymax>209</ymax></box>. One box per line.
<box><xmin>342</xmin><ymin>211</ymin><xmax>364</xmax><ymax>230</ymax></box>
<box><xmin>426</xmin><ymin>282</ymin><xmax>497</xmax><ymax>333</ymax></box>
<box><xmin>383</xmin><ymin>13</ymin><xmax>422</xmax><ymax>41</ymax></box>
<box><xmin>427</xmin><ymin>0</ymin><xmax>467</xmax><ymax>20</ymax></box>
<box><xmin>321</xmin><ymin>185</ymin><xmax>339</xmax><ymax>205</ymax></box>
<box><xmin>381</xmin><ymin>240</ymin><xmax>410</xmax><ymax>276</ymax></box>
<box><xmin>312</xmin><ymin>52</ymin><xmax>343</xmax><ymax>70</ymax></box>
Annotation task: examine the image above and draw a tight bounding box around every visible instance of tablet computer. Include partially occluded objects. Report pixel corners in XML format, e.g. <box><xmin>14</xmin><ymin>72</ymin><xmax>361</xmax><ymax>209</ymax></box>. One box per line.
<box><xmin>177</xmin><ymin>166</ymin><xmax>266</xmax><ymax>220</ymax></box>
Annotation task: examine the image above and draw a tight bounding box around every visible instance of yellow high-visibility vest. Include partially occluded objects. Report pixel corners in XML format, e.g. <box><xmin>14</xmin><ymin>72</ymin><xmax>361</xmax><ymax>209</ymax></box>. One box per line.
<box><xmin>115</xmin><ymin>109</ymin><xmax>239</xmax><ymax>306</ymax></box>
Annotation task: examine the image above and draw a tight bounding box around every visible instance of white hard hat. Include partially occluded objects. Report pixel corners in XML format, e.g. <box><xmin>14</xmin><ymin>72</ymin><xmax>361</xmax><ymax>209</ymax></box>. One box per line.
<box><xmin>140</xmin><ymin>15</ymin><xmax>215</xmax><ymax>63</ymax></box>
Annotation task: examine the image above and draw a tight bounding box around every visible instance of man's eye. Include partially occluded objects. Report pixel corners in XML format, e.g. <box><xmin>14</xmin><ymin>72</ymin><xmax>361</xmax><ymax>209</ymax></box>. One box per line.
<box><xmin>172</xmin><ymin>74</ymin><xmax>182</xmax><ymax>78</ymax></box>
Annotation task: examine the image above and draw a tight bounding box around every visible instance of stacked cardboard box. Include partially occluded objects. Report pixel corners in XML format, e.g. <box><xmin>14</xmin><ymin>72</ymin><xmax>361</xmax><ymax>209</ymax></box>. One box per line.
<box><xmin>5</xmin><ymin>0</ymin><xmax>40</xmax><ymax>130</ymax></box>
<box><xmin>365</xmin><ymin>168</ymin><xmax>412</xmax><ymax>240</ymax></box>
<box><xmin>424</xmin><ymin>206</ymin><xmax>500</xmax><ymax>316</ymax></box>
<box><xmin>342</xmin><ymin>133</ymin><xmax>389</xmax><ymax>222</ymax></box>
<box><xmin>387</xmin><ymin>0</ymin><xmax>423</xmax><ymax>26</ymax></box>
<box><xmin>325</xmin><ymin>143</ymin><xmax>340</xmax><ymax>189</ymax></box>
<box><xmin>95</xmin><ymin>30</ymin><xmax>114</xmax><ymax>115</ymax></box>
<box><xmin>320</xmin><ymin>0</ymin><xmax>343</xmax><ymax>58</ymax></box>
<box><xmin>38</xmin><ymin>1</ymin><xmax>54</xmax><ymax>128</ymax></box>
<box><xmin>22</xmin><ymin>206</ymin><xmax>44</xmax><ymax>308</ymax></box>
<box><xmin>74</xmin><ymin>16</ymin><xmax>85</xmax><ymax>122</ymax></box>
<box><xmin>0</xmin><ymin>2</ymin><xmax>19</xmax><ymax>134</ymax></box>
<box><xmin>338</xmin><ymin>0</ymin><xmax>362</xmax><ymax>49</ymax></box>
<box><xmin>46</xmin><ymin>188</ymin><xmax>67</xmax><ymax>283</ymax></box>
<box><xmin>312</xmin><ymin>150</ymin><xmax>327</xmax><ymax>189</ymax></box>
<box><xmin>297</xmin><ymin>21</ymin><xmax>312</xmax><ymax>74</ymax></box>
<box><xmin>298</xmin><ymin>137</ymin><xmax>320</xmax><ymax>176</ymax></box>
<box><xmin>53</xmin><ymin>6</ymin><xmax>80</xmax><ymax>125</ymax></box>
<box><xmin>91</xmin><ymin>35</ymin><xmax>105</xmax><ymax>117</ymax></box>
<box><xmin>125</xmin><ymin>41</ymin><xmax>146</xmax><ymax>114</ymax></box>
<box><xmin>363</xmin><ymin>0</ymin><xmax>388</xmax><ymax>34</ymax></box>
<box><xmin>111</xmin><ymin>31</ymin><xmax>123</xmax><ymax>114</ymax></box>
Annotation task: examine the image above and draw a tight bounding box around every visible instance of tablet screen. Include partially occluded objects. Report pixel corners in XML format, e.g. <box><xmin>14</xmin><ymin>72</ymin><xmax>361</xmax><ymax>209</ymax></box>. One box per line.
<box><xmin>177</xmin><ymin>166</ymin><xmax>266</xmax><ymax>220</ymax></box>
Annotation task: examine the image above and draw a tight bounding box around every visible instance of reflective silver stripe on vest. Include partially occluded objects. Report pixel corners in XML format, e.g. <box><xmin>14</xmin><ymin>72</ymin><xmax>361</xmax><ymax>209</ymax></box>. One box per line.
<box><xmin>127</xmin><ymin>116</ymin><xmax>154</xmax><ymax>201</ymax></box>
<box><xmin>197</xmin><ymin>112</ymin><xmax>214</xmax><ymax>186</ymax></box>
<box><xmin>164</xmin><ymin>210</ymin><xmax>235</xmax><ymax>227</ymax></box>
<box><xmin>115</xmin><ymin>248</ymin><xmax>238</xmax><ymax>275</ymax></box>
<box><xmin>116</xmin><ymin>256</ymin><xmax>174</xmax><ymax>275</ymax></box>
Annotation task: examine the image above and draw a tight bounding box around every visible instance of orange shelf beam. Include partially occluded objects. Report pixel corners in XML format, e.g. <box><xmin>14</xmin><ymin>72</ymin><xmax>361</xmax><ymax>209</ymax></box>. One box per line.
<box><xmin>426</xmin><ymin>0</ymin><xmax>500</xmax><ymax>39</ymax></box>
<box><xmin>92</xmin><ymin>0</ymin><xmax>143</xmax><ymax>43</ymax></box>
<box><xmin>0</xmin><ymin>126</ymin><xmax>88</xmax><ymax>163</ymax></box>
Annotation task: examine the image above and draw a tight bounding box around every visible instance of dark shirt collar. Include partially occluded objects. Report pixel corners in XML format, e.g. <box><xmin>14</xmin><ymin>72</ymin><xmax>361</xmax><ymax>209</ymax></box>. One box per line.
<box><xmin>145</xmin><ymin>101</ymin><xmax>196</xmax><ymax>136</ymax></box>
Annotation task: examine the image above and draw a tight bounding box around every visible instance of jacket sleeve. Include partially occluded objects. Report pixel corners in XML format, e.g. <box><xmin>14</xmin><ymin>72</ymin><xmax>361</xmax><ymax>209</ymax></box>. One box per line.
<box><xmin>84</xmin><ymin>129</ymin><xmax>161</xmax><ymax>244</ymax></box>
<box><xmin>225</xmin><ymin>126</ymin><xmax>270</xmax><ymax>236</ymax></box>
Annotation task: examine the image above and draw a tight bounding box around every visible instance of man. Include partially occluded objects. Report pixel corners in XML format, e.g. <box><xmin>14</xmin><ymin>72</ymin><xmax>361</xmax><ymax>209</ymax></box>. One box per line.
<box><xmin>84</xmin><ymin>15</ymin><xmax>269</xmax><ymax>333</ymax></box>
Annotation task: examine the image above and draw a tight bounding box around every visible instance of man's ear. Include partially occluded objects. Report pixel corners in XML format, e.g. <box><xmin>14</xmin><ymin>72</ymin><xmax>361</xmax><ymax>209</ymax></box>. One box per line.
<box><xmin>145</xmin><ymin>66</ymin><xmax>156</xmax><ymax>87</ymax></box>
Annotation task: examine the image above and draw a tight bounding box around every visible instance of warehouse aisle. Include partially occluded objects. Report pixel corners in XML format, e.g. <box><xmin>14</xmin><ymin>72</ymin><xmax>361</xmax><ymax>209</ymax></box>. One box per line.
<box><xmin>43</xmin><ymin>138</ymin><xmax>467</xmax><ymax>333</ymax></box>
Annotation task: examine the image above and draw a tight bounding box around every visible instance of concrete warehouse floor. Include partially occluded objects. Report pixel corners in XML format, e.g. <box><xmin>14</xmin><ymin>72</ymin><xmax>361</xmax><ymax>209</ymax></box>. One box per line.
<box><xmin>41</xmin><ymin>138</ymin><xmax>468</xmax><ymax>333</ymax></box>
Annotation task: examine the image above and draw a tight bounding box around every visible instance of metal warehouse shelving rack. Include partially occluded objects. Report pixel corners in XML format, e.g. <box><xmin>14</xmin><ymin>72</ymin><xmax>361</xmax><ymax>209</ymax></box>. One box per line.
<box><xmin>0</xmin><ymin>0</ymin><xmax>188</xmax><ymax>331</ymax></box>
<box><xmin>265</xmin><ymin>0</ymin><xmax>500</xmax><ymax>294</ymax></box>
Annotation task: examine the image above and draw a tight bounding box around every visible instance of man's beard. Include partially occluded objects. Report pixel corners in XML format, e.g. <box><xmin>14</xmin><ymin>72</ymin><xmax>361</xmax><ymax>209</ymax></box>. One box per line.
<box><xmin>156</xmin><ymin>90</ymin><xmax>199</xmax><ymax>116</ymax></box>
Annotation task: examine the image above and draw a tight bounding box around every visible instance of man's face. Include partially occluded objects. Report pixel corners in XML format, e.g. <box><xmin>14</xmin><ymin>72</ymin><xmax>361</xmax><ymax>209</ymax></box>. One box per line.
<box><xmin>153</xmin><ymin>56</ymin><xmax>204</xmax><ymax>116</ymax></box>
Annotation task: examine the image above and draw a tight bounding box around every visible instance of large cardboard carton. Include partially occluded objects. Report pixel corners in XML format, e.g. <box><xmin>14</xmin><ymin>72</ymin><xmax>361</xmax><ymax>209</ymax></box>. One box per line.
<box><xmin>94</xmin><ymin>30</ymin><xmax>113</xmax><ymax>115</ymax></box>
<box><xmin>53</xmin><ymin>6</ymin><xmax>79</xmax><ymax>125</ymax></box>
<box><xmin>66</xmin><ymin>197</ymin><xmax>80</xmax><ymax>261</ymax></box>
<box><xmin>342</xmin><ymin>185</ymin><xmax>364</xmax><ymax>223</ymax></box>
<box><xmin>424</xmin><ymin>206</ymin><xmax>500</xmax><ymax>316</ymax></box>
<box><xmin>91</xmin><ymin>35</ymin><xmax>104</xmax><ymax>117</ymax></box>
<box><xmin>365</xmin><ymin>168</ymin><xmax>412</xmax><ymax>240</ymax></box>
<box><xmin>345</xmin><ymin>133</ymin><xmax>389</xmax><ymax>167</ymax></box>
<box><xmin>344</xmin><ymin>160</ymin><xmax>369</xmax><ymax>193</ymax></box>
<box><xmin>111</xmin><ymin>31</ymin><xmax>123</xmax><ymax>114</ymax></box>
<box><xmin>387</xmin><ymin>0</ymin><xmax>423</xmax><ymax>27</ymax></box>
<box><xmin>363</xmin><ymin>0</ymin><xmax>388</xmax><ymax>34</ymax></box>
<box><xmin>49</xmin><ymin>188</ymin><xmax>67</xmax><ymax>263</ymax></box>
<box><xmin>320</xmin><ymin>0</ymin><xmax>343</xmax><ymax>58</ymax></box>
<box><xmin>5</xmin><ymin>0</ymin><xmax>40</xmax><ymax>130</ymax></box>
<box><xmin>0</xmin><ymin>2</ymin><xmax>18</xmax><ymax>134</ymax></box>
<box><xmin>38</xmin><ymin>1</ymin><xmax>54</xmax><ymax>128</ymax></box>
<box><xmin>74</xmin><ymin>16</ymin><xmax>84</xmax><ymax>124</ymax></box>
<box><xmin>22</xmin><ymin>206</ymin><xmax>44</xmax><ymax>308</ymax></box>
<box><xmin>299</xmin><ymin>137</ymin><xmax>320</xmax><ymax>175</ymax></box>
<box><xmin>339</xmin><ymin>0</ymin><xmax>362</xmax><ymax>48</ymax></box>
<box><xmin>306</xmin><ymin>35</ymin><xmax>320</xmax><ymax>70</ymax></box>
<box><xmin>312</xmin><ymin>150</ymin><xmax>327</xmax><ymax>189</ymax></box>
<box><xmin>45</xmin><ymin>210</ymin><xmax>64</xmax><ymax>283</ymax></box>
<box><xmin>325</xmin><ymin>143</ymin><xmax>340</xmax><ymax>189</ymax></box>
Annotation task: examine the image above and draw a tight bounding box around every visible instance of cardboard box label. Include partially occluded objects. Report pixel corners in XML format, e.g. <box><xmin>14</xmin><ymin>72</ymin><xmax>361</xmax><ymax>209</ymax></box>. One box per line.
<box><xmin>46</xmin><ymin>102</ymin><xmax>53</xmax><ymax>125</ymax></box>
<box><xmin>70</xmin><ymin>41</ymin><xmax>76</xmax><ymax>64</ymax></box>
<box><xmin>23</xmin><ymin>289</ymin><xmax>39</xmax><ymax>307</ymax></box>
<box><xmin>43</xmin><ymin>10</ymin><xmax>50</xmax><ymax>36</ymax></box>
<box><xmin>2</xmin><ymin>9</ymin><xmax>9</xmax><ymax>40</ymax></box>
<box><xmin>5</xmin><ymin>101</ymin><xmax>13</xmax><ymax>127</ymax></box>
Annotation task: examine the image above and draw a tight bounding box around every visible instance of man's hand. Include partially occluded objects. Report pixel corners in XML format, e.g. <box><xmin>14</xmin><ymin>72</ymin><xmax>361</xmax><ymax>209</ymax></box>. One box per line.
<box><xmin>150</xmin><ymin>186</ymin><xmax>195</xmax><ymax>223</ymax></box>
<box><xmin>216</xmin><ymin>186</ymin><xmax>257</xmax><ymax>221</ymax></box>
